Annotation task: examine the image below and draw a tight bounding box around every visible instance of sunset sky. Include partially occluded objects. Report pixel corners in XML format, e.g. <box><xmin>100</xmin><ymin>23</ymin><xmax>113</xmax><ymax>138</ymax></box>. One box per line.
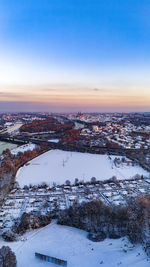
<box><xmin>0</xmin><ymin>0</ymin><xmax>150</xmax><ymax>112</ymax></box>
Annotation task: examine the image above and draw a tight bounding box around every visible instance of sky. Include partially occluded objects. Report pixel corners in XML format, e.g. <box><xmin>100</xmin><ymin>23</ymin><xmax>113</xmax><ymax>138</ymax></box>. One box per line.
<box><xmin>0</xmin><ymin>0</ymin><xmax>150</xmax><ymax>112</ymax></box>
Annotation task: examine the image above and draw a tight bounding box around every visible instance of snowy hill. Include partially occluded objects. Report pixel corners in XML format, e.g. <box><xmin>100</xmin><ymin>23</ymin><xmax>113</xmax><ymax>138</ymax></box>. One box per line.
<box><xmin>0</xmin><ymin>222</ymin><xmax>149</xmax><ymax>267</ymax></box>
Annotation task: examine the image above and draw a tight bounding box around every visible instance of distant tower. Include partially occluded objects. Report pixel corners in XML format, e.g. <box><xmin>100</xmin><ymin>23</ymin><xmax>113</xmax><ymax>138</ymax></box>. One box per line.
<box><xmin>77</xmin><ymin>112</ymin><xmax>82</xmax><ymax>119</ymax></box>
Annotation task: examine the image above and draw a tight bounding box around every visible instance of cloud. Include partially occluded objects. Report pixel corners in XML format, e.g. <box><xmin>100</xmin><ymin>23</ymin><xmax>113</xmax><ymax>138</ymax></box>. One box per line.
<box><xmin>93</xmin><ymin>88</ymin><xmax>101</xmax><ymax>92</ymax></box>
<box><xmin>41</xmin><ymin>88</ymin><xmax>57</xmax><ymax>92</ymax></box>
<box><xmin>92</xmin><ymin>88</ymin><xmax>111</xmax><ymax>92</ymax></box>
<box><xmin>0</xmin><ymin>91</ymin><xmax>24</xmax><ymax>99</ymax></box>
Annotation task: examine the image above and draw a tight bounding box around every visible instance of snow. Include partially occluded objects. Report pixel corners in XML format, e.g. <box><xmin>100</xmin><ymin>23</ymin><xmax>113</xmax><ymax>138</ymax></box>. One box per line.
<box><xmin>0</xmin><ymin>222</ymin><xmax>149</xmax><ymax>267</ymax></box>
<box><xmin>16</xmin><ymin>149</ymin><xmax>149</xmax><ymax>187</ymax></box>
<box><xmin>48</xmin><ymin>139</ymin><xmax>59</xmax><ymax>143</ymax></box>
<box><xmin>11</xmin><ymin>143</ymin><xmax>36</xmax><ymax>155</ymax></box>
<box><xmin>0</xmin><ymin>141</ymin><xmax>18</xmax><ymax>154</ymax></box>
<box><xmin>2</xmin><ymin>122</ymin><xmax>23</xmax><ymax>134</ymax></box>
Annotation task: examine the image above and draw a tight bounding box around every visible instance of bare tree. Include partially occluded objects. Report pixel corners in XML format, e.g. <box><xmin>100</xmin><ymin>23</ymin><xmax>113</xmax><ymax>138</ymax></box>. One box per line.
<box><xmin>0</xmin><ymin>246</ymin><xmax>17</xmax><ymax>267</ymax></box>
<box><xmin>65</xmin><ymin>180</ymin><xmax>71</xmax><ymax>186</ymax></box>
<box><xmin>91</xmin><ymin>177</ymin><xmax>97</xmax><ymax>184</ymax></box>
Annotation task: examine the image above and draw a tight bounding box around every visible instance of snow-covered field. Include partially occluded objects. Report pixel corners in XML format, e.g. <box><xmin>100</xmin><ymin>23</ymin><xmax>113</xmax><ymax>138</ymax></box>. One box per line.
<box><xmin>11</xmin><ymin>143</ymin><xmax>36</xmax><ymax>155</ymax></box>
<box><xmin>0</xmin><ymin>222</ymin><xmax>149</xmax><ymax>267</ymax></box>
<box><xmin>48</xmin><ymin>139</ymin><xmax>59</xmax><ymax>143</ymax></box>
<box><xmin>16</xmin><ymin>149</ymin><xmax>149</xmax><ymax>187</ymax></box>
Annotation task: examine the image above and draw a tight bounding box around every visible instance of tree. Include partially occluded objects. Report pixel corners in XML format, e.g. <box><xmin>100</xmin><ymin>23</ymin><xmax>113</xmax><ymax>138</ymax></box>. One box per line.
<box><xmin>74</xmin><ymin>178</ymin><xmax>79</xmax><ymax>185</ymax></box>
<box><xmin>0</xmin><ymin>246</ymin><xmax>17</xmax><ymax>267</ymax></box>
<box><xmin>91</xmin><ymin>177</ymin><xmax>97</xmax><ymax>184</ymax></box>
<box><xmin>65</xmin><ymin>180</ymin><xmax>71</xmax><ymax>186</ymax></box>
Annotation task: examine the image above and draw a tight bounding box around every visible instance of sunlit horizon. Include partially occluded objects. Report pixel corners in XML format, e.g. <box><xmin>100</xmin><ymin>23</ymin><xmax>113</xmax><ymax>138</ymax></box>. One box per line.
<box><xmin>0</xmin><ymin>0</ymin><xmax>150</xmax><ymax>112</ymax></box>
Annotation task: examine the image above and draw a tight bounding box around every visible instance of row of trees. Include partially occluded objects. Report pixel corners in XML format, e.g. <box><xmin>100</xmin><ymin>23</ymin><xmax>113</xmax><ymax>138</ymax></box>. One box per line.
<box><xmin>0</xmin><ymin>144</ymin><xmax>49</xmax><ymax>204</ymax></box>
<box><xmin>58</xmin><ymin>195</ymin><xmax>150</xmax><ymax>256</ymax></box>
<box><xmin>20</xmin><ymin>119</ymin><xmax>74</xmax><ymax>133</ymax></box>
<box><xmin>60</xmin><ymin>129</ymin><xmax>80</xmax><ymax>146</ymax></box>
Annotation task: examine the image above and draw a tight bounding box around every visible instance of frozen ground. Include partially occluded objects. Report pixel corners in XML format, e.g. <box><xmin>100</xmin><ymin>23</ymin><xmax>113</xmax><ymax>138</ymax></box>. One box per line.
<box><xmin>0</xmin><ymin>222</ymin><xmax>149</xmax><ymax>267</ymax></box>
<box><xmin>16</xmin><ymin>149</ymin><xmax>149</xmax><ymax>187</ymax></box>
<box><xmin>11</xmin><ymin>143</ymin><xmax>36</xmax><ymax>155</ymax></box>
<box><xmin>48</xmin><ymin>139</ymin><xmax>59</xmax><ymax>143</ymax></box>
<box><xmin>0</xmin><ymin>141</ymin><xmax>18</xmax><ymax>154</ymax></box>
<box><xmin>2</xmin><ymin>122</ymin><xmax>23</xmax><ymax>134</ymax></box>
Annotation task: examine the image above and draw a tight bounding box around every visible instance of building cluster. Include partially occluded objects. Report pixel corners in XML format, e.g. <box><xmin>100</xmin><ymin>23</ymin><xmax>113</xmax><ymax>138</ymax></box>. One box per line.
<box><xmin>1</xmin><ymin>176</ymin><xmax>150</xmax><ymax>233</ymax></box>
<box><xmin>69</xmin><ymin>113</ymin><xmax>150</xmax><ymax>149</ymax></box>
<box><xmin>1</xmin><ymin>112</ymin><xmax>150</xmax><ymax>150</ymax></box>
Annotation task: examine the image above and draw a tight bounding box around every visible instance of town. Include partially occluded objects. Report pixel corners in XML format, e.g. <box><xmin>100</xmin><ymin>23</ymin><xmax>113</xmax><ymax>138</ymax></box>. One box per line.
<box><xmin>0</xmin><ymin>112</ymin><xmax>150</xmax><ymax>266</ymax></box>
<box><xmin>1</xmin><ymin>175</ymin><xmax>150</xmax><ymax>234</ymax></box>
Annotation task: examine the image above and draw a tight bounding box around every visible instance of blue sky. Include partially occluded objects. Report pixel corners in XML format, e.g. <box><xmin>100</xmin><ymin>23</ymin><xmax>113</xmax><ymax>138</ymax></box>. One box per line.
<box><xmin>0</xmin><ymin>0</ymin><xmax>150</xmax><ymax>112</ymax></box>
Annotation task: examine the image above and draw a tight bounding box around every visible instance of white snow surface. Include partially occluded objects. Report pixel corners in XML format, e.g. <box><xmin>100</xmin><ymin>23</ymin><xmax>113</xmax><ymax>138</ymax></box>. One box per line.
<box><xmin>11</xmin><ymin>143</ymin><xmax>36</xmax><ymax>155</ymax></box>
<box><xmin>0</xmin><ymin>222</ymin><xmax>149</xmax><ymax>267</ymax></box>
<box><xmin>48</xmin><ymin>139</ymin><xmax>59</xmax><ymax>143</ymax></box>
<box><xmin>16</xmin><ymin>149</ymin><xmax>149</xmax><ymax>187</ymax></box>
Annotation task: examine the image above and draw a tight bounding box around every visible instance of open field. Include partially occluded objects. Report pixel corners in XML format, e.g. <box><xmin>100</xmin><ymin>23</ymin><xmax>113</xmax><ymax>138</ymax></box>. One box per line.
<box><xmin>0</xmin><ymin>222</ymin><xmax>149</xmax><ymax>267</ymax></box>
<box><xmin>16</xmin><ymin>149</ymin><xmax>149</xmax><ymax>187</ymax></box>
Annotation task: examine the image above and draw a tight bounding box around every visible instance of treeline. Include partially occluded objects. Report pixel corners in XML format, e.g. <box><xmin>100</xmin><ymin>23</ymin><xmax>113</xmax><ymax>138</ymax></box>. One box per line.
<box><xmin>2</xmin><ymin>211</ymin><xmax>52</xmax><ymax>242</ymax></box>
<box><xmin>58</xmin><ymin>195</ymin><xmax>150</xmax><ymax>256</ymax></box>
<box><xmin>20</xmin><ymin>119</ymin><xmax>74</xmax><ymax>133</ymax></box>
<box><xmin>126</xmin><ymin>149</ymin><xmax>150</xmax><ymax>172</ymax></box>
<box><xmin>0</xmin><ymin>144</ymin><xmax>49</xmax><ymax>204</ymax></box>
<box><xmin>60</xmin><ymin>129</ymin><xmax>80</xmax><ymax>146</ymax></box>
<box><xmin>12</xmin><ymin>211</ymin><xmax>51</xmax><ymax>236</ymax></box>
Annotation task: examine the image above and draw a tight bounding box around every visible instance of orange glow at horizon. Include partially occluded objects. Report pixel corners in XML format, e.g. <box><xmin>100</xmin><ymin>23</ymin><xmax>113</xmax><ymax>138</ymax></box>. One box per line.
<box><xmin>0</xmin><ymin>85</ymin><xmax>150</xmax><ymax>110</ymax></box>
